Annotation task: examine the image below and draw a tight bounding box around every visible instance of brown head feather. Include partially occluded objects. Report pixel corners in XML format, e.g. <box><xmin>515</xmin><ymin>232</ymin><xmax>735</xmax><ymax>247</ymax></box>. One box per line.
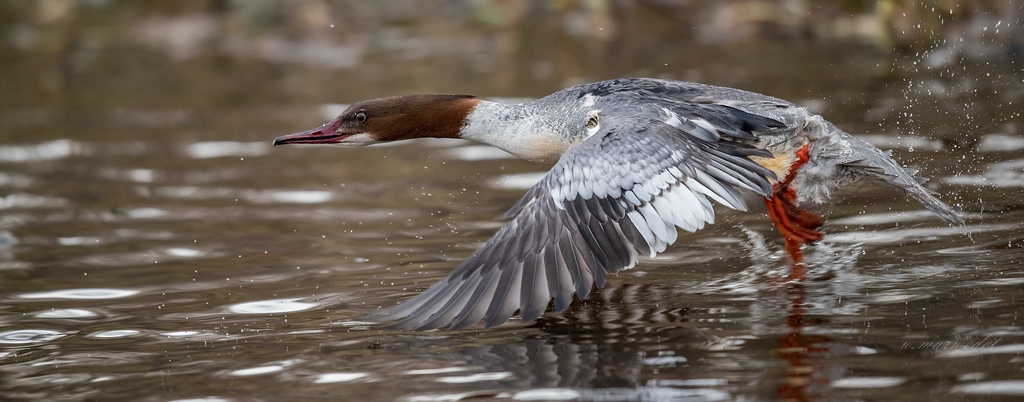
<box><xmin>274</xmin><ymin>94</ymin><xmax>480</xmax><ymax>146</ymax></box>
<box><xmin>346</xmin><ymin>95</ymin><xmax>479</xmax><ymax>142</ymax></box>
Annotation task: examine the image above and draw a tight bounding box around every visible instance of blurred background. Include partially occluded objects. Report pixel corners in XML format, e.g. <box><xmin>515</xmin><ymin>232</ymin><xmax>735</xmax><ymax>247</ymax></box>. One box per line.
<box><xmin>2</xmin><ymin>1</ymin><xmax>1024</xmax><ymax>401</ymax></box>
<box><xmin>3</xmin><ymin>0</ymin><xmax>1022</xmax><ymax>141</ymax></box>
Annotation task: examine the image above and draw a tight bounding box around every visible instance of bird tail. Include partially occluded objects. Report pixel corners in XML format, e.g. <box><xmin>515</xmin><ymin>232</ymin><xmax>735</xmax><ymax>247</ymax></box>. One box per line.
<box><xmin>835</xmin><ymin>128</ymin><xmax>964</xmax><ymax>225</ymax></box>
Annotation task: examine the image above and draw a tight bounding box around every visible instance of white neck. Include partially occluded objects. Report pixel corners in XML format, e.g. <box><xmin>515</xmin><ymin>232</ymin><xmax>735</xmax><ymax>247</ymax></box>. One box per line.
<box><xmin>460</xmin><ymin>101</ymin><xmax>574</xmax><ymax>163</ymax></box>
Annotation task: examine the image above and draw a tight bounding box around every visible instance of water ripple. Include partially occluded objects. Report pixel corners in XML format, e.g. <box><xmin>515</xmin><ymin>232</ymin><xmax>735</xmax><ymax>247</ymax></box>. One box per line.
<box><xmin>246</xmin><ymin>190</ymin><xmax>332</xmax><ymax>204</ymax></box>
<box><xmin>230</xmin><ymin>365</ymin><xmax>284</xmax><ymax>376</ymax></box>
<box><xmin>977</xmin><ymin>134</ymin><xmax>1024</xmax><ymax>152</ymax></box>
<box><xmin>0</xmin><ymin>172</ymin><xmax>34</xmax><ymax>187</ymax></box>
<box><xmin>857</xmin><ymin>134</ymin><xmax>943</xmax><ymax>151</ymax></box>
<box><xmin>436</xmin><ymin>372</ymin><xmax>512</xmax><ymax>384</ymax></box>
<box><xmin>830</xmin><ymin>210</ymin><xmax>953</xmax><ymax>225</ymax></box>
<box><xmin>97</xmin><ymin>167</ymin><xmax>156</xmax><ymax>183</ymax></box>
<box><xmin>490</xmin><ymin>172</ymin><xmax>546</xmax><ymax>190</ymax></box>
<box><xmin>58</xmin><ymin>236</ymin><xmax>102</xmax><ymax>246</ymax></box>
<box><xmin>937</xmin><ymin>343</ymin><xmax>1024</xmax><ymax>358</ymax></box>
<box><xmin>19</xmin><ymin>288</ymin><xmax>140</xmax><ymax>300</ymax></box>
<box><xmin>165</xmin><ymin>247</ymin><xmax>206</xmax><ymax>258</ymax></box>
<box><xmin>154</xmin><ymin>187</ymin><xmax>333</xmax><ymax>204</ymax></box>
<box><xmin>952</xmin><ymin>381</ymin><xmax>1024</xmax><ymax>395</ymax></box>
<box><xmin>827</xmin><ymin>223</ymin><xmax>1013</xmax><ymax>245</ymax></box>
<box><xmin>229</xmin><ymin>359</ymin><xmax>300</xmax><ymax>377</ymax></box>
<box><xmin>34</xmin><ymin>309</ymin><xmax>98</xmax><ymax>319</ymax></box>
<box><xmin>831</xmin><ymin>377</ymin><xmax>906</xmax><ymax>388</ymax></box>
<box><xmin>313</xmin><ymin>372</ymin><xmax>368</xmax><ymax>383</ymax></box>
<box><xmin>946</xmin><ymin>157</ymin><xmax>1024</xmax><ymax>187</ymax></box>
<box><xmin>577</xmin><ymin>387</ymin><xmax>730</xmax><ymax>401</ymax></box>
<box><xmin>512</xmin><ymin>388</ymin><xmax>581</xmax><ymax>401</ymax></box>
<box><xmin>0</xmin><ymin>329</ymin><xmax>66</xmax><ymax>344</ymax></box>
<box><xmin>187</xmin><ymin>141</ymin><xmax>270</xmax><ymax>159</ymax></box>
<box><xmin>159</xmin><ymin>331</ymin><xmax>218</xmax><ymax>340</ymax></box>
<box><xmin>443</xmin><ymin>145</ymin><xmax>515</xmax><ymax>161</ymax></box>
<box><xmin>0</xmin><ymin>193</ymin><xmax>68</xmax><ymax>209</ymax></box>
<box><xmin>227</xmin><ymin>298</ymin><xmax>319</xmax><ymax>314</ymax></box>
<box><xmin>404</xmin><ymin>391</ymin><xmax>502</xmax><ymax>402</ymax></box>
<box><xmin>88</xmin><ymin>330</ymin><xmax>142</xmax><ymax>339</ymax></box>
<box><xmin>402</xmin><ymin>367</ymin><xmax>467</xmax><ymax>375</ymax></box>
<box><xmin>641</xmin><ymin>352</ymin><xmax>688</xmax><ymax>367</ymax></box>
<box><xmin>0</xmin><ymin>139</ymin><xmax>86</xmax><ymax>163</ymax></box>
<box><xmin>125</xmin><ymin>207</ymin><xmax>169</xmax><ymax>219</ymax></box>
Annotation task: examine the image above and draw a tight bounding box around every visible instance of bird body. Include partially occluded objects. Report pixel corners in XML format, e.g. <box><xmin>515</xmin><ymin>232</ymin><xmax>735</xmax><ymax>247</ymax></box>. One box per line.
<box><xmin>274</xmin><ymin>78</ymin><xmax>962</xmax><ymax>330</ymax></box>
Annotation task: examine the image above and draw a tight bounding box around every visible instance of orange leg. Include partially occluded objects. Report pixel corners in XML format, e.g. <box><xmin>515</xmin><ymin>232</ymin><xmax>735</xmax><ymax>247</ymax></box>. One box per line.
<box><xmin>764</xmin><ymin>144</ymin><xmax>823</xmax><ymax>280</ymax></box>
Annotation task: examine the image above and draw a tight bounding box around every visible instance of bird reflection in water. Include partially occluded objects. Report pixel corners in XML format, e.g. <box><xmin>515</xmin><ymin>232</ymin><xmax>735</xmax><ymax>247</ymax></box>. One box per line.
<box><xmin>381</xmin><ymin>279</ymin><xmax>836</xmax><ymax>399</ymax></box>
<box><xmin>776</xmin><ymin>282</ymin><xmax>831</xmax><ymax>401</ymax></box>
<box><xmin>518</xmin><ymin>283</ymin><xmax>693</xmax><ymax>389</ymax></box>
<box><xmin>389</xmin><ymin>283</ymin><xmax>696</xmax><ymax>394</ymax></box>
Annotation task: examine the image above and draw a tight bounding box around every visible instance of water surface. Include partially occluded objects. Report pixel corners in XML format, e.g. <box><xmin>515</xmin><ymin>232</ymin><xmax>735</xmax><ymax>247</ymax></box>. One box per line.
<box><xmin>2</xmin><ymin>4</ymin><xmax>1024</xmax><ymax>401</ymax></box>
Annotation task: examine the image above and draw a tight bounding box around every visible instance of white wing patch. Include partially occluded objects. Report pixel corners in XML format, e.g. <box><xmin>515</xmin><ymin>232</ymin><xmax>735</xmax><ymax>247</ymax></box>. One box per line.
<box><xmin>626</xmin><ymin>179</ymin><xmax>719</xmax><ymax>257</ymax></box>
<box><xmin>551</xmin><ymin>159</ymin><xmax>725</xmax><ymax>258</ymax></box>
<box><xmin>582</xmin><ymin>93</ymin><xmax>598</xmax><ymax>108</ymax></box>
<box><xmin>660</xmin><ymin>106</ymin><xmax>683</xmax><ymax>128</ymax></box>
<box><xmin>659</xmin><ymin>107</ymin><xmax>721</xmax><ymax>142</ymax></box>
<box><xmin>691</xmin><ymin>118</ymin><xmax>720</xmax><ymax>140</ymax></box>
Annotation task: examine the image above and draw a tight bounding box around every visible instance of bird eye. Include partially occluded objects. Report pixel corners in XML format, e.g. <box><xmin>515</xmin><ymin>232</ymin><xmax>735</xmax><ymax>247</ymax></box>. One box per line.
<box><xmin>355</xmin><ymin>112</ymin><xmax>367</xmax><ymax>123</ymax></box>
<box><xmin>586</xmin><ymin>115</ymin><xmax>599</xmax><ymax>129</ymax></box>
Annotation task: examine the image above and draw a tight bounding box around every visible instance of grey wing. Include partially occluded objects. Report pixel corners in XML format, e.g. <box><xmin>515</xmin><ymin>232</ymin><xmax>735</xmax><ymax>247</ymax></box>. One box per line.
<box><xmin>371</xmin><ymin>116</ymin><xmax>777</xmax><ymax>330</ymax></box>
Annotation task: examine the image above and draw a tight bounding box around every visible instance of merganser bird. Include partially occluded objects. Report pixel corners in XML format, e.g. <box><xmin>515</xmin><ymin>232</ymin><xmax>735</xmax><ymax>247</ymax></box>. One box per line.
<box><xmin>273</xmin><ymin>78</ymin><xmax>963</xmax><ymax>330</ymax></box>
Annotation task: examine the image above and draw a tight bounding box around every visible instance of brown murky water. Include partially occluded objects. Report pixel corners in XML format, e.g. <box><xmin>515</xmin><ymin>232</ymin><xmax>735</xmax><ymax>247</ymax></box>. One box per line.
<box><xmin>2</xmin><ymin>3</ymin><xmax>1024</xmax><ymax>401</ymax></box>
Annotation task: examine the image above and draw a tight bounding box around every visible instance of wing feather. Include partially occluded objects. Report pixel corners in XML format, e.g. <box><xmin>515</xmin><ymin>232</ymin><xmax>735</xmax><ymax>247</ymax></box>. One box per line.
<box><xmin>553</xmin><ymin>233</ymin><xmax>581</xmax><ymax>309</ymax></box>
<box><xmin>519</xmin><ymin>242</ymin><xmax>544</xmax><ymax>322</ymax></box>
<box><xmin>483</xmin><ymin>260</ymin><xmax>523</xmax><ymax>328</ymax></box>
<box><xmin>373</xmin><ymin>114</ymin><xmax>775</xmax><ymax>330</ymax></box>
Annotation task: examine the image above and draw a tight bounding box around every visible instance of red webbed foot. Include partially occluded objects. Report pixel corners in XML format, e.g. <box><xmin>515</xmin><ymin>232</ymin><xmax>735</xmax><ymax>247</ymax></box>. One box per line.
<box><xmin>763</xmin><ymin>144</ymin><xmax>823</xmax><ymax>279</ymax></box>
